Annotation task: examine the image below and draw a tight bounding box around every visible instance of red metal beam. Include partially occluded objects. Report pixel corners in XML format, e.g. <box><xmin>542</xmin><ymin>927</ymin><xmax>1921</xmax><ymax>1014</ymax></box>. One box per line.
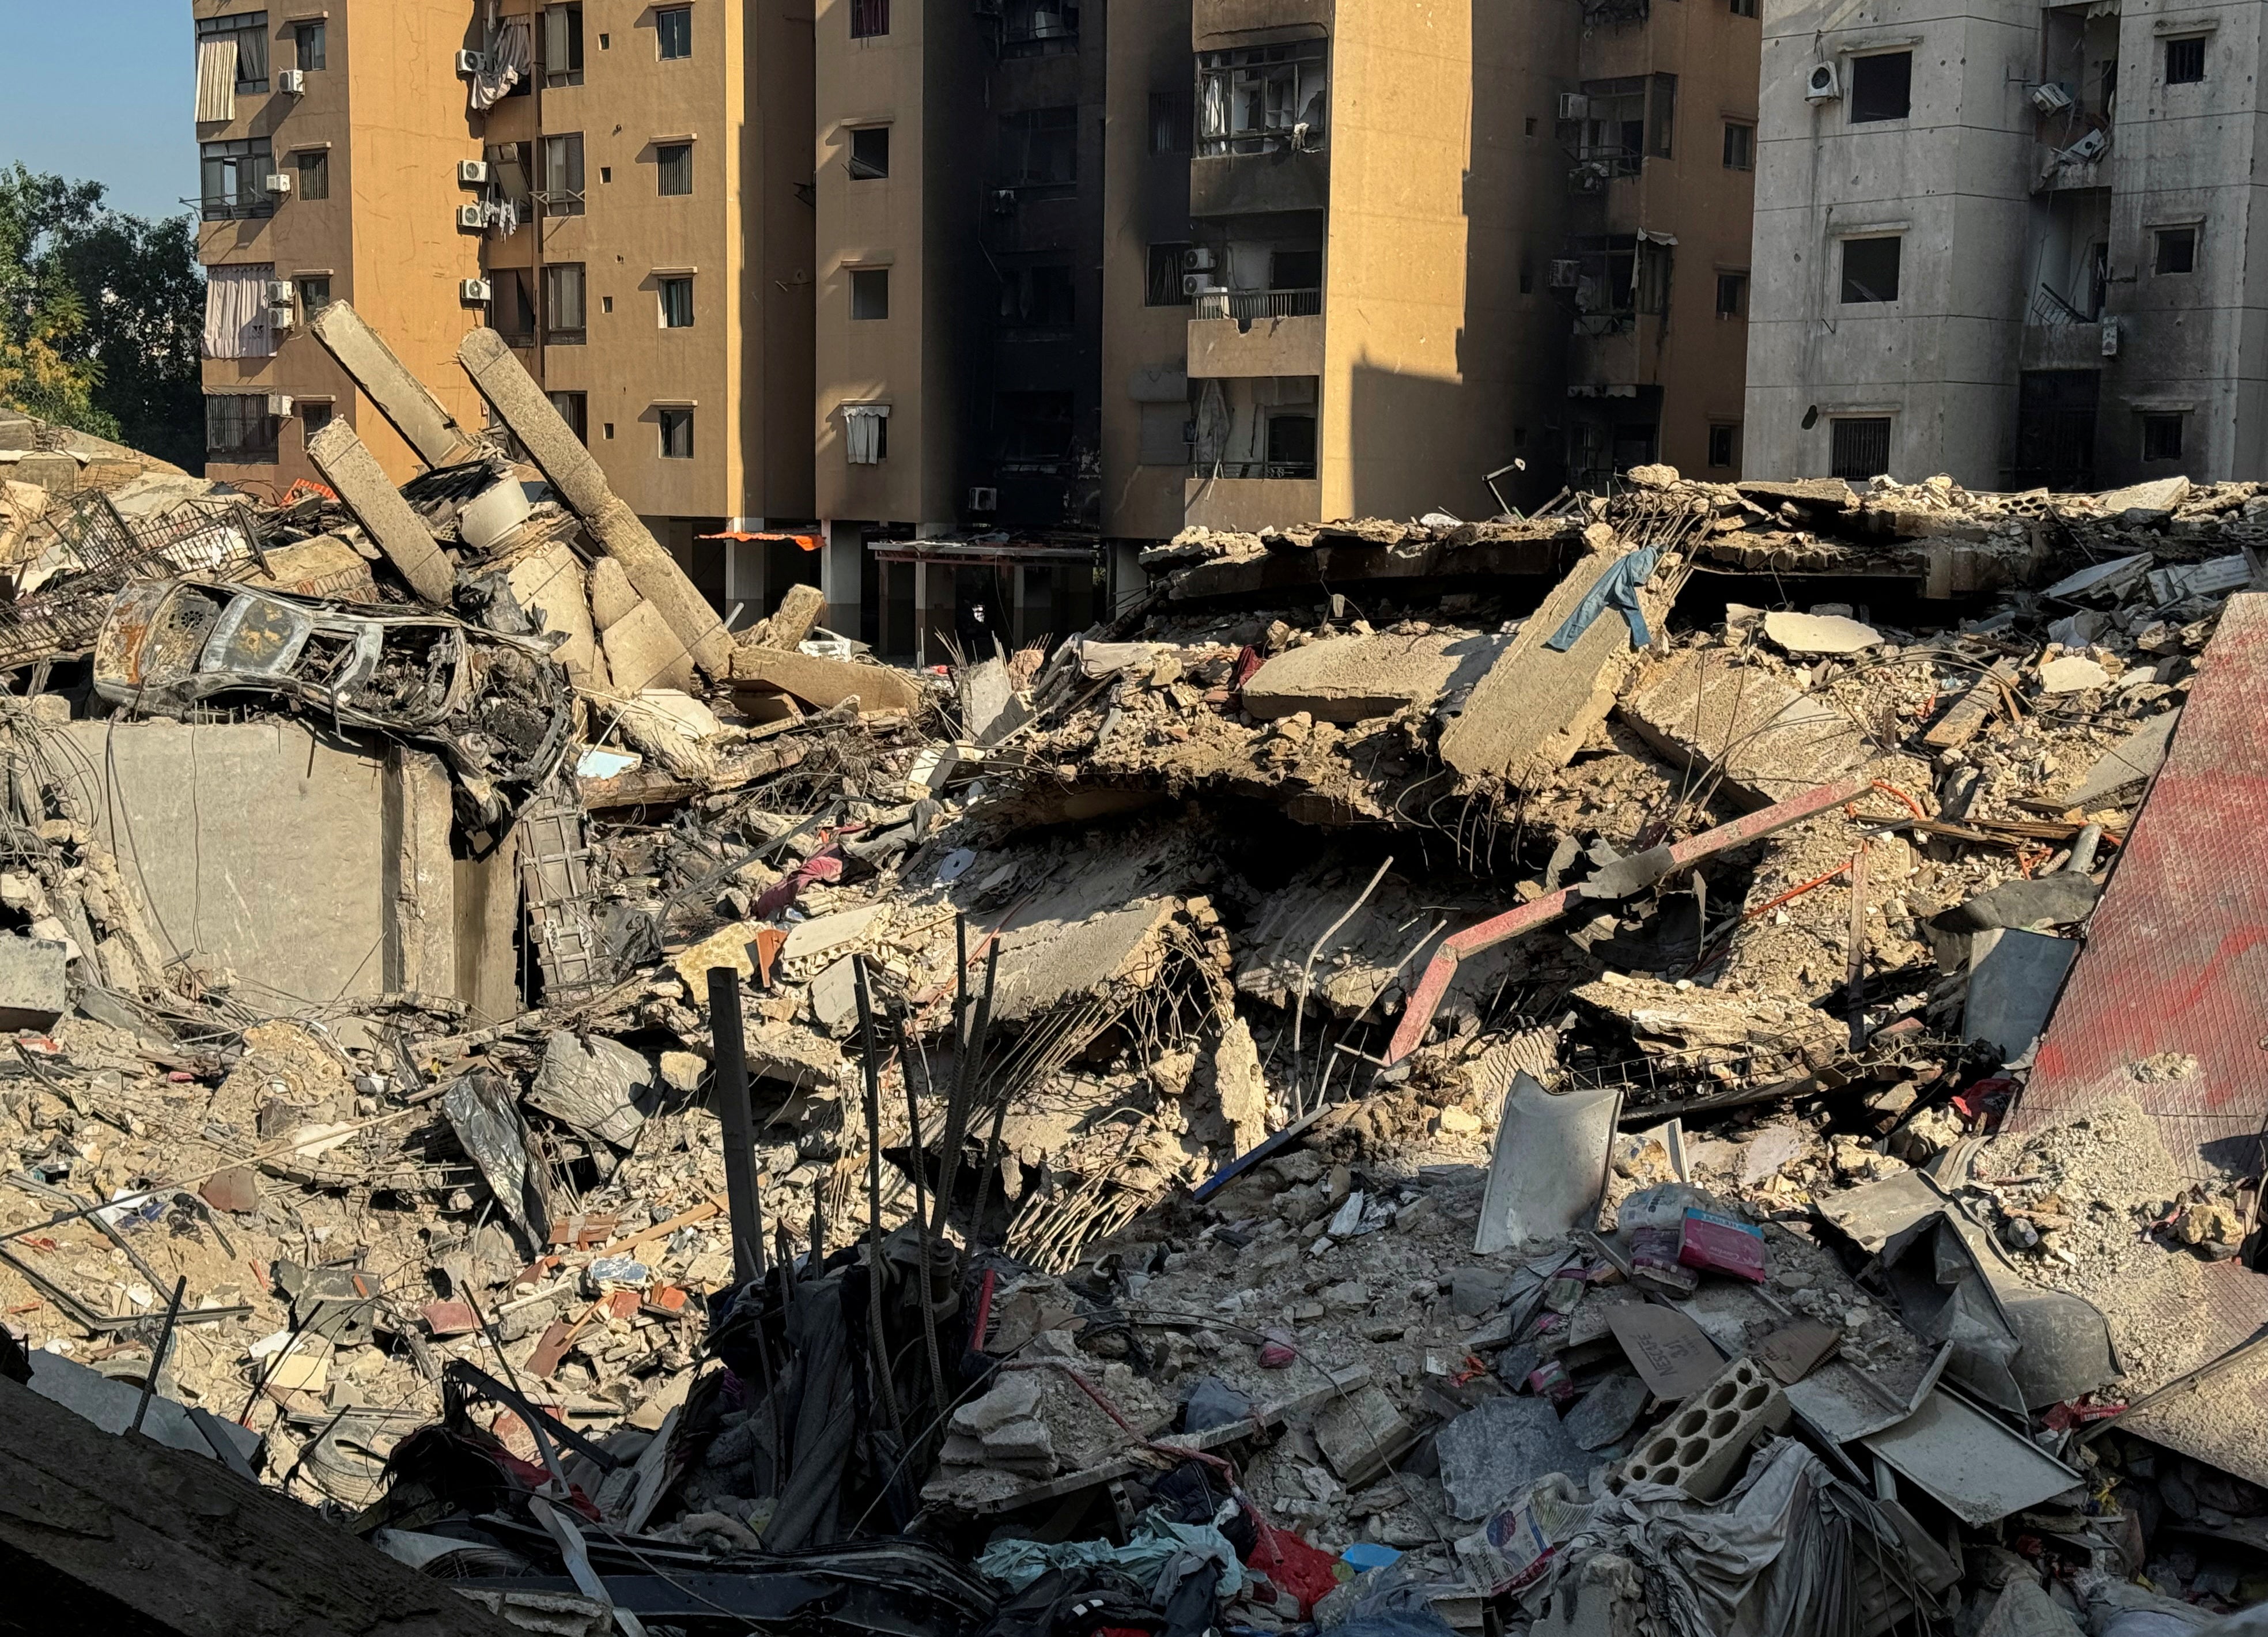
<box><xmin>1383</xmin><ymin>774</ymin><xmax>1871</xmax><ymax>1065</ymax></box>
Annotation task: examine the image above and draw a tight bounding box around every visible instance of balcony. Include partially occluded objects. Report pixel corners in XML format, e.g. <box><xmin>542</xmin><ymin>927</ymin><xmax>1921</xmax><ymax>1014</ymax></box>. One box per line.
<box><xmin>1188</xmin><ymin>296</ymin><xmax>1324</xmax><ymax>379</ymax></box>
<box><xmin>1185</xmin><ymin>473</ymin><xmax>1322</xmax><ymax>531</ymax></box>
<box><xmin>1569</xmin><ymin>313</ymin><xmax>1665</xmax><ymax>391</ymax></box>
<box><xmin>1190</xmin><ymin>148</ymin><xmax>1328</xmax><ymax>217</ymax></box>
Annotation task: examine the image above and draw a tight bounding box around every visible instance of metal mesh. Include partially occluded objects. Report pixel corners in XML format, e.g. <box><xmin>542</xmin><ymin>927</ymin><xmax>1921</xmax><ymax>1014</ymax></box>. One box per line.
<box><xmin>0</xmin><ymin>492</ymin><xmax>262</xmax><ymax>668</ymax></box>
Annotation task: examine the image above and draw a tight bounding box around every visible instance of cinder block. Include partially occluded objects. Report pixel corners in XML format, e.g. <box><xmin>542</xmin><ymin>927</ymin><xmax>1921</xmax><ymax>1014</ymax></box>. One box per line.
<box><xmin>0</xmin><ymin>934</ymin><xmax>68</xmax><ymax>1030</ymax></box>
<box><xmin>1614</xmin><ymin>1356</ymin><xmax>1789</xmax><ymax>1501</ymax></box>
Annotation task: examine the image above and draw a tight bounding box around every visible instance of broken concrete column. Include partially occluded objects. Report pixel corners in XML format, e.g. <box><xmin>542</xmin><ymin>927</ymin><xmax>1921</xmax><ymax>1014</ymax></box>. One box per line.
<box><xmin>308</xmin><ymin>301</ymin><xmax>481</xmax><ymax>468</ymax></box>
<box><xmin>758</xmin><ymin>581</ymin><xmax>826</xmax><ymax>649</ymax></box>
<box><xmin>1207</xmin><ymin>1015</ymin><xmax>1269</xmax><ymax>1155</ymax></box>
<box><xmin>304</xmin><ymin>419</ymin><xmax>458</xmax><ymax>604</ymax></box>
<box><xmin>589</xmin><ymin>555</ymin><xmax>640</xmax><ymax>629</ymax></box>
<box><xmin>381</xmin><ymin>747</ymin><xmax>456</xmax><ymax>999</ymax></box>
<box><xmin>457</xmin><ymin>328</ymin><xmax>732</xmax><ymax>679</ymax></box>
<box><xmin>0</xmin><ymin>933</ymin><xmax>67</xmax><ymax>1030</ymax></box>
<box><xmin>726</xmin><ymin>645</ymin><xmax>924</xmax><ymax>712</ymax></box>
<box><xmin>1244</xmin><ymin>630</ymin><xmax>1483</xmax><ymax>723</ymax></box>
<box><xmin>1438</xmin><ymin>528</ymin><xmax>1672</xmax><ymax>787</ymax></box>
<box><xmin>504</xmin><ymin>542</ymin><xmax>608</xmax><ymax>693</ymax></box>
<box><xmin>1619</xmin><ymin>648</ymin><xmax>1872</xmax><ymax>810</ymax></box>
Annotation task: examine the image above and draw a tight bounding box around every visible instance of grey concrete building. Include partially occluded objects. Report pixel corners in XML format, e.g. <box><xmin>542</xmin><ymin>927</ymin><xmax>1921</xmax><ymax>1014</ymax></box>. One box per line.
<box><xmin>1745</xmin><ymin>0</ymin><xmax>2268</xmax><ymax>489</ymax></box>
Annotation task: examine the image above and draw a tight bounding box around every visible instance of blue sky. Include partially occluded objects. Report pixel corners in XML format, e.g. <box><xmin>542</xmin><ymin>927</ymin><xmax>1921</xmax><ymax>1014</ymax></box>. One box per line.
<box><xmin>1</xmin><ymin>1</ymin><xmax>195</xmax><ymax>221</ymax></box>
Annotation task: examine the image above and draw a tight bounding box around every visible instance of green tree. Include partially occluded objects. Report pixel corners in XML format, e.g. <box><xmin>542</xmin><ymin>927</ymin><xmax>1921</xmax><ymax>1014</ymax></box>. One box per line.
<box><xmin>0</xmin><ymin>167</ymin><xmax>205</xmax><ymax>471</ymax></box>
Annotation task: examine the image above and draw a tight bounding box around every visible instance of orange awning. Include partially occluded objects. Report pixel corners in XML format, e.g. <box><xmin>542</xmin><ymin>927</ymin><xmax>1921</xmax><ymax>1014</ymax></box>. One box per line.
<box><xmin>699</xmin><ymin>530</ymin><xmax>822</xmax><ymax>551</ymax></box>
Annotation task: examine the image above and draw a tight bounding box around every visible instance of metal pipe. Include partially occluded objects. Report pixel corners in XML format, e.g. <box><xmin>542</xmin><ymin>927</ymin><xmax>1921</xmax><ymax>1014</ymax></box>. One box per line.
<box><xmin>128</xmin><ymin>1276</ymin><xmax>187</xmax><ymax>1438</ymax></box>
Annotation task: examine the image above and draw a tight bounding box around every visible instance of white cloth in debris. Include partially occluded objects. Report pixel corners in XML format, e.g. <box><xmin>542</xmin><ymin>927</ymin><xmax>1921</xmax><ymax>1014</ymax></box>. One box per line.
<box><xmin>194</xmin><ymin>38</ymin><xmax>237</xmax><ymax>123</ymax></box>
<box><xmin>203</xmin><ymin>264</ymin><xmax>274</xmax><ymax>360</ymax></box>
<box><xmin>1537</xmin><ymin>1439</ymin><xmax>1895</xmax><ymax>1637</ymax></box>
<box><xmin>470</xmin><ymin>21</ymin><xmax>531</xmax><ymax>110</ymax></box>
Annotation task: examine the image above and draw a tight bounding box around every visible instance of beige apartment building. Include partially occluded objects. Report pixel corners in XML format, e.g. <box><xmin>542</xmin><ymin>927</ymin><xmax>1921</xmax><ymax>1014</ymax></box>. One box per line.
<box><xmin>195</xmin><ymin>0</ymin><xmax>815</xmax><ymax>621</ymax></box>
<box><xmin>194</xmin><ymin>0</ymin><xmax>484</xmax><ymax>494</ymax></box>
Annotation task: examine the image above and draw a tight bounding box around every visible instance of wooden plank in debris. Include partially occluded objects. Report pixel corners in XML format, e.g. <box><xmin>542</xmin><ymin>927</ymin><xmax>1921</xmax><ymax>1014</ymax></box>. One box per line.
<box><xmin>0</xmin><ymin>1373</ymin><xmax>520</xmax><ymax>1636</ymax></box>
<box><xmin>1920</xmin><ymin>659</ymin><xmax>2020</xmax><ymax>751</ymax></box>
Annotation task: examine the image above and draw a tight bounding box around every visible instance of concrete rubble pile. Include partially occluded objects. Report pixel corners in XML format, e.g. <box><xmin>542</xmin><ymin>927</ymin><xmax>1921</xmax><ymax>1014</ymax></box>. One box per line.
<box><xmin>5</xmin><ymin>334</ymin><xmax>2268</xmax><ymax>1635</ymax></box>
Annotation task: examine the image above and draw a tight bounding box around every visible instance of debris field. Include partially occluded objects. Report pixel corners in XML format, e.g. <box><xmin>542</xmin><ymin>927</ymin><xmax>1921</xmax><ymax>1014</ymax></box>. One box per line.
<box><xmin>4</xmin><ymin>343</ymin><xmax>2268</xmax><ymax>1637</ymax></box>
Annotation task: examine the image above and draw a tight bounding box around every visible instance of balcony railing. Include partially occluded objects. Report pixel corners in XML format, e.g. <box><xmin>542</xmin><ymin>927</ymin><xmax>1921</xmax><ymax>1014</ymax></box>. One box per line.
<box><xmin>1192</xmin><ymin>288</ymin><xmax>1321</xmax><ymax>321</ymax></box>
<box><xmin>1193</xmin><ymin>460</ymin><xmax>1317</xmax><ymax>481</ymax></box>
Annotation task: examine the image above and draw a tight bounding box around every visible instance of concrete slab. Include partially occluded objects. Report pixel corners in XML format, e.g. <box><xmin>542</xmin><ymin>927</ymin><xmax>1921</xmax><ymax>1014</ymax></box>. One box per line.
<box><xmin>1619</xmin><ymin>648</ymin><xmax>1872</xmax><ymax>810</ymax></box>
<box><xmin>0</xmin><ymin>933</ymin><xmax>67</xmax><ymax>1029</ymax></box>
<box><xmin>504</xmin><ymin>543</ymin><xmax>604</xmax><ymax>690</ymax></box>
<box><xmin>1762</xmin><ymin>611</ymin><xmax>1880</xmax><ymax>655</ymax></box>
<box><xmin>589</xmin><ymin>555</ymin><xmax>640</xmax><ymax>629</ymax></box>
<box><xmin>229</xmin><ymin>536</ymin><xmax>379</xmax><ymax>603</ymax></box>
<box><xmin>781</xmin><ymin>905</ymin><xmax>887</xmax><ymax>963</ymax></box>
<box><xmin>1438</xmin><ymin>536</ymin><xmax>1670</xmax><ymax>787</ymax></box>
<box><xmin>2095</xmin><ymin>476</ymin><xmax>2189</xmax><ymax>515</ymax></box>
<box><xmin>602</xmin><ymin>599</ymin><xmax>698</xmax><ymax>694</ymax></box>
<box><xmin>726</xmin><ymin>646</ymin><xmax>924</xmax><ymax>712</ymax></box>
<box><xmin>1243</xmin><ymin>631</ymin><xmax>1502</xmax><ymax>723</ymax></box>
<box><xmin>2038</xmin><ymin>656</ymin><xmax>2109</xmax><ymax>693</ymax></box>
<box><xmin>1965</xmin><ymin>929</ymin><xmax>2078</xmax><ymax>1061</ymax></box>
<box><xmin>2056</xmin><ymin>708</ymin><xmax>2182</xmax><ymax>808</ymax></box>
<box><xmin>53</xmin><ymin>720</ymin><xmax>506</xmax><ymax>1018</ymax></box>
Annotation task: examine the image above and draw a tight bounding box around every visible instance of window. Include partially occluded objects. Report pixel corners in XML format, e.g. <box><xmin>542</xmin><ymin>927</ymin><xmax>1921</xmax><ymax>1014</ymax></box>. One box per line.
<box><xmin>844</xmin><ymin>404</ymin><xmax>889</xmax><ymax>463</ymax></box>
<box><xmin>1729</xmin><ymin>0</ymin><xmax>1756</xmax><ymax>16</ymax></box>
<box><xmin>543</xmin><ymin>133</ymin><xmax>585</xmax><ymax>215</ymax></box>
<box><xmin>850</xmin><ymin>267</ymin><xmax>890</xmax><ymax>320</ymax></box>
<box><xmin>1003</xmin><ymin>107</ymin><xmax>1078</xmax><ymax>187</ymax></box>
<box><xmin>658</xmin><ymin>275</ymin><xmax>693</xmax><ymax>328</ymax></box>
<box><xmin>198</xmin><ymin>138</ymin><xmax>276</xmax><ymax>220</ymax></box>
<box><xmin>1840</xmin><ymin>235</ymin><xmax>1902</xmax><ymax>303</ymax></box>
<box><xmin>1147</xmin><ymin>243</ymin><xmax>1192</xmax><ymax>305</ymax></box>
<box><xmin>999</xmin><ymin>264</ymin><xmax>1075</xmax><ymax>328</ymax></box>
<box><xmin>1830</xmin><ymin>417</ymin><xmax>1892</xmax><ymax>479</ymax></box>
<box><xmin>602</xmin><ymin>295</ymin><xmax>614</xmax><ymax>313</ymax></box>
<box><xmin>543</xmin><ymin>4</ymin><xmax>585</xmax><ymax>86</ymax></box>
<box><xmin>1708</xmin><ymin>423</ymin><xmax>1740</xmax><ymax>468</ymax></box>
<box><xmin>1265</xmin><ymin>413</ymin><xmax>1317</xmax><ymax>478</ymax></box>
<box><xmin>1003</xmin><ymin>0</ymin><xmax>1079</xmax><ymax>54</ymax></box>
<box><xmin>550</xmin><ymin>392</ymin><xmax>588</xmax><ymax>443</ymax></box>
<box><xmin>294</xmin><ymin>149</ymin><xmax>328</xmax><ymax>200</ymax></box>
<box><xmin>603</xmin><ymin>422</ymin><xmax>616</xmax><ymax>438</ymax></box>
<box><xmin>300</xmin><ymin>402</ymin><xmax>334</xmax><ymax>439</ymax></box>
<box><xmin>293</xmin><ymin>20</ymin><xmax>325</xmax><ymax>70</ymax></box>
<box><xmin>1715</xmin><ymin>271</ymin><xmax>1747</xmax><ymax>317</ymax></box>
<box><xmin>2142</xmin><ymin>414</ymin><xmax>2184</xmax><ymax>462</ymax></box>
<box><xmin>996</xmin><ymin>391</ymin><xmax>1074</xmax><ymax>468</ymax></box>
<box><xmin>659</xmin><ymin>407</ymin><xmax>694</xmax><ymax>459</ymax></box>
<box><xmin>1576</xmin><ymin>78</ymin><xmax>1648</xmax><ymax>176</ymax></box>
<box><xmin>1722</xmin><ymin>122</ymin><xmax>1753</xmax><ymax>169</ymax></box>
<box><xmin>1139</xmin><ymin>402</ymin><xmax>1190</xmax><ymax>466</ymax></box>
<box><xmin>494</xmin><ymin>271</ymin><xmax>536</xmax><ymax>342</ymax></box>
<box><xmin>2154</xmin><ymin>226</ymin><xmax>2197</xmax><ymax>274</ymax></box>
<box><xmin>196</xmin><ymin>13</ymin><xmax>270</xmax><ymax>92</ymax></box>
<box><xmin>849</xmin><ymin>126</ymin><xmax>890</xmax><ymax>180</ymax></box>
<box><xmin>205</xmin><ymin>394</ymin><xmax>277</xmax><ymax>463</ymax></box>
<box><xmin>850</xmin><ymin>0</ymin><xmax>889</xmax><ymax>37</ymax></box>
<box><xmin>1272</xmin><ymin>248</ymin><xmax>1322</xmax><ymax>290</ymax></box>
<box><xmin>1648</xmin><ymin>73</ymin><xmax>1677</xmax><ymax>157</ymax></box>
<box><xmin>1197</xmin><ymin>40</ymin><xmax>1328</xmax><ymax>156</ymax></box>
<box><xmin>295</xmin><ymin>275</ymin><xmax>331</xmax><ymax>317</ymax></box>
<box><xmin>657</xmin><ymin>6</ymin><xmax>693</xmax><ymax>58</ymax></box>
<box><xmin>2165</xmin><ymin>36</ymin><xmax>2205</xmax><ymax>84</ymax></box>
<box><xmin>657</xmin><ymin>142</ymin><xmax>694</xmax><ymax>196</ymax></box>
<box><xmin>544</xmin><ymin>263</ymin><xmax>587</xmax><ymax>338</ymax></box>
<box><xmin>1149</xmin><ymin>92</ymin><xmax>1192</xmax><ymax>154</ymax></box>
<box><xmin>1849</xmin><ymin>52</ymin><xmax>1912</xmax><ymax>122</ymax></box>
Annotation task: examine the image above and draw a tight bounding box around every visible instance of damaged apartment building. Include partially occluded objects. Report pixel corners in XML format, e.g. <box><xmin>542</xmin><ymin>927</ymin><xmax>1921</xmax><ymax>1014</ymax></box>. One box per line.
<box><xmin>193</xmin><ymin>0</ymin><xmax>1764</xmax><ymax>670</ymax></box>
<box><xmin>1744</xmin><ymin>0</ymin><xmax>2268</xmax><ymax>490</ymax></box>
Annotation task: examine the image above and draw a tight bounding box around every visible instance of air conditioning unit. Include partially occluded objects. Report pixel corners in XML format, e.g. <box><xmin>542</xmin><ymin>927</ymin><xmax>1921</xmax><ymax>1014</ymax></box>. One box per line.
<box><xmin>1182</xmin><ymin>247</ymin><xmax>1217</xmax><ymax>272</ymax></box>
<box><xmin>264</xmin><ymin>172</ymin><xmax>293</xmax><ymax>196</ymax></box>
<box><xmin>2062</xmin><ymin>127</ymin><xmax>2108</xmax><ymax>164</ymax></box>
<box><xmin>991</xmin><ymin>189</ymin><xmax>1019</xmax><ymax>214</ymax></box>
<box><xmin>1183</xmin><ymin>274</ymin><xmax>1225</xmax><ymax>297</ymax></box>
<box><xmin>1548</xmin><ymin>259</ymin><xmax>1582</xmax><ymax>289</ymax></box>
<box><xmin>1805</xmin><ymin>62</ymin><xmax>1840</xmax><ymax>101</ymax></box>
<box><xmin>968</xmin><ymin>486</ymin><xmax>999</xmax><ymax>512</ymax></box>
<box><xmin>266</xmin><ymin>394</ymin><xmax>294</xmax><ymax>418</ymax></box>
<box><xmin>270</xmin><ymin>303</ymin><xmax>296</xmax><ymax>330</ymax></box>
<box><xmin>1557</xmin><ymin>92</ymin><xmax>1590</xmax><ymax>121</ymax></box>
<box><xmin>460</xmin><ymin>277</ymin><xmax>494</xmax><ymax>304</ymax></box>
<box><xmin>457</xmin><ymin>203</ymin><xmax>489</xmax><ymax>230</ymax></box>
<box><xmin>456</xmin><ymin>48</ymin><xmax>486</xmax><ymax>76</ymax></box>
<box><xmin>277</xmin><ymin>68</ymin><xmax>306</xmax><ymax>96</ymax></box>
<box><xmin>458</xmin><ymin>159</ymin><xmax>490</xmax><ymax>186</ymax></box>
<box><xmin>2031</xmin><ymin>81</ymin><xmax>2074</xmax><ymax>114</ymax></box>
<box><xmin>2101</xmin><ymin>318</ymin><xmax>2120</xmax><ymax>357</ymax></box>
<box><xmin>267</xmin><ymin>279</ymin><xmax>295</xmax><ymax>304</ymax></box>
